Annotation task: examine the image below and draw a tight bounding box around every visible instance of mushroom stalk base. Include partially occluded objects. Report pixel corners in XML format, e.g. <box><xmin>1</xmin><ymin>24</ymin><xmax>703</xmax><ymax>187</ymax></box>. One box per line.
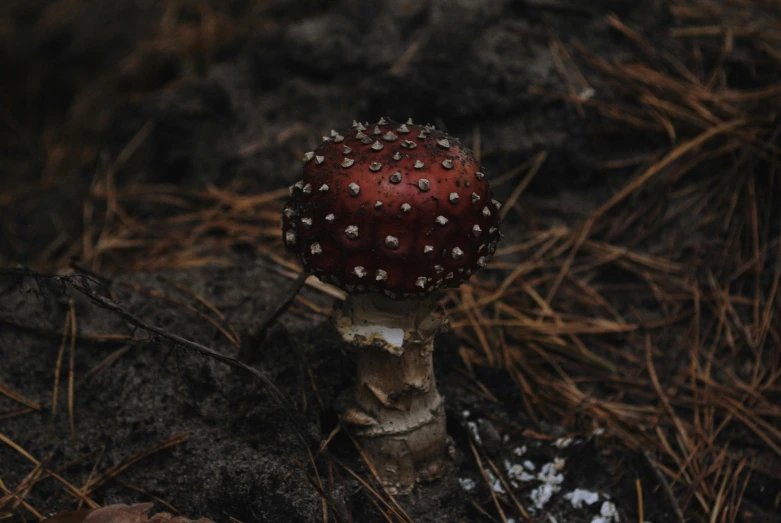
<box><xmin>332</xmin><ymin>294</ymin><xmax>447</xmax><ymax>494</ymax></box>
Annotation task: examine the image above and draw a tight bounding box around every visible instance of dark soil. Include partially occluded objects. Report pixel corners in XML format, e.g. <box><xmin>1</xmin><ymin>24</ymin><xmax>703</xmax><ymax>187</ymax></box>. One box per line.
<box><xmin>1</xmin><ymin>0</ymin><xmax>779</xmax><ymax>522</ymax></box>
<box><xmin>0</xmin><ymin>262</ymin><xmax>676</xmax><ymax>522</ymax></box>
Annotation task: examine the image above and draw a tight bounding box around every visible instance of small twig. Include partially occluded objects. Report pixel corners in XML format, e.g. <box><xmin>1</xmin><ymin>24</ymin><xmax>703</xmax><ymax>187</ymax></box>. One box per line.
<box><xmin>0</xmin><ymin>267</ymin><xmax>314</xmax><ymax>448</ymax></box>
<box><xmin>239</xmin><ymin>270</ymin><xmax>310</xmax><ymax>363</ymax></box>
<box><xmin>79</xmin><ymin>345</ymin><xmax>134</xmax><ymax>386</ymax></box>
<box><xmin>64</xmin><ymin>273</ymin><xmax>315</xmax><ymax>447</ymax></box>
<box><xmin>643</xmin><ymin>452</ymin><xmax>684</xmax><ymax>523</ymax></box>
<box><xmin>292</xmin><ymin>457</ymin><xmax>346</xmax><ymax>523</ymax></box>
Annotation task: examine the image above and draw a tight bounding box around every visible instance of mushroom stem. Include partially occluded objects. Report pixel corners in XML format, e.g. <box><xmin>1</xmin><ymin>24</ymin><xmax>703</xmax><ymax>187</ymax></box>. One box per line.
<box><xmin>332</xmin><ymin>293</ymin><xmax>448</xmax><ymax>494</ymax></box>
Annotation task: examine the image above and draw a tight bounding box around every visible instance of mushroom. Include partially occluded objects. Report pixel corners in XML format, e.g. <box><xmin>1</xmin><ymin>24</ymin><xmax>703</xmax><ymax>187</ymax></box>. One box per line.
<box><xmin>282</xmin><ymin>117</ymin><xmax>502</xmax><ymax>493</ymax></box>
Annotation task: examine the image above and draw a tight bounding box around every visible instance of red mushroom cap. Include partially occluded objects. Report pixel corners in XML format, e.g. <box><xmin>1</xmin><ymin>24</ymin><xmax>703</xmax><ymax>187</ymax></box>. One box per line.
<box><xmin>282</xmin><ymin>118</ymin><xmax>502</xmax><ymax>298</ymax></box>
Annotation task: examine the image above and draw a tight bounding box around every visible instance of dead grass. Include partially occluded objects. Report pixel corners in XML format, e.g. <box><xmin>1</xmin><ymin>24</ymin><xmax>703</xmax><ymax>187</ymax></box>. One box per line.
<box><xmin>1</xmin><ymin>0</ymin><xmax>780</xmax><ymax>521</ymax></box>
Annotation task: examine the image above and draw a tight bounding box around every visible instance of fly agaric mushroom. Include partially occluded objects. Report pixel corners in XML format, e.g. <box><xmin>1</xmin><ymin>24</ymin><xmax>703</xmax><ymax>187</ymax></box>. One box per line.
<box><xmin>282</xmin><ymin>117</ymin><xmax>501</xmax><ymax>493</ymax></box>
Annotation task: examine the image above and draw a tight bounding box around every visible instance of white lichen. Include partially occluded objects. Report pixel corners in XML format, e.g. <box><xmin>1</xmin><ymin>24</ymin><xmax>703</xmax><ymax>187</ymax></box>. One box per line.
<box><xmin>564</xmin><ymin>489</ymin><xmax>600</xmax><ymax>509</ymax></box>
<box><xmin>530</xmin><ymin>483</ymin><xmax>557</xmax><ymax>510</ymax></box>
<box><xmin>485</xmin><ymin>469</ymin><xmax>505</xmax><ymax>494</ymax></box>
<box><xmin>590</xmin><ymin>501</ymin><xmax>620</xmax><ymax>523</ymax></box>
<box><xmin>504</xmin><ymin>460</ymin><xmax>535</xmax><ymax>485</ymax></box>
<box><xmin>601</xmin><ymin>501</ymin><xmax>619</xmax><ymax>519</ymax></box>
<box><xmin>466</xmin><ymin>421</ymin><xmax>482</xmax><ymax>445</ymax></box>
<box><xmin>458</xmin><ymin>478</ymin><xmax>476</xmax><ymax>491</ymax></box>
<box><xmin>537</xmin><ymin>460</ymin><xmax>565</xmax><ymax>485</ymax></box>
<box><xmin>528</xmin><ymin>458</ymin><xmax>566</xmax><ymax>510</ymax></box>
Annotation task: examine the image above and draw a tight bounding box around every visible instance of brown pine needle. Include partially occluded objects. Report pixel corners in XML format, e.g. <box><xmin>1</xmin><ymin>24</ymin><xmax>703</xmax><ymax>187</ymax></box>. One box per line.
<box><xmin>114</xmin><ymin>480</ymin><xmax>179</xmax><ymax>514</ymax></box>
<box><xmin>342</xmin><ymin>429</ymin><xmax>412</xmax><ymax>523</ymax></box>
<box><xmin>67</xmin><ymin>301</ymin><xmax>77</xmax><ymax>439</ymax></box>
<box><xmin>469</xmin><ymin>441</ymin><xmax>508</xmax><ymax>523</ymax></box>
<box><xmin>0</xmin><ymin>431</ymin><xmax>98</xmax><ymax>509</ymax></box>
<box><xmin>0</xmin><ymin>459</ymin><xmax>46</xmax><ymax>509</ymax></box>
<box><xmin>636</xmin><ymin>478</ymin><xmax>644</xmax><ymax>523</ymax></box>
<box><xmin>499</xmin><ymin>151</ymin><xmax>547</xmax><ymax>220</ymax></box>
<box><xmin>83</xmin><ymin>432</ymin><xmax>190</xmax><ymax>495</ymax></box>
<box><xmin>0</xmin><ymin>383</ymin><xmax>40</xmax><ymax>411</ymax></box>
<box><xmin>484</xmin><ymin>456</ymin><xmax>532</xmax><ymax>521</ymax></box>
<box><xmin>51</xmin><ymin>306</ymin><xmax>71</xmax><ymax>416</ymax></box>
<box><xmin>544</xmin><ymin>118</ymin><xmax>749</xmax><ymax>308</ymax></box>
<box><xmin>0</xmin><ymin>476</ymin><xmax>42</xmax><ymax>519</ymax></box>
<box><xmin>119</xmin><ymin>281</ymin><xmax>240</xmax><ymax>348</ymax></box>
